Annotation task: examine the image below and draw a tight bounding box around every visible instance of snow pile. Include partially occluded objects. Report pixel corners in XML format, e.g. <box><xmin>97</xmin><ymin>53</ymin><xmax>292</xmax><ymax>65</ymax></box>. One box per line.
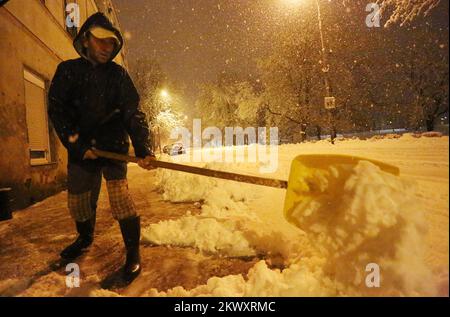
<box><xmin>421</xmin><ymin>131</ymin><xmax>443</xmax><ymax>138</ymax></box>
<box><xmin>143</xmin><ymin>165</ymin><xmax>260</xmax><ymax>257</ymax></box>
<box><xmin>156</xmin><ymin>167</ymin><xmax>218</xmax><ymax>203</ymax></box>
<box><xmin>145</xmin><ymin>260</ymin><xmax>334</xmax><ymax>297</ymax></box>
<box><xmin>143</xmin><ymin>214</ymin><xmax>256</xmax><ymax>257</ymax></box>
<box><xmin>143</xmin><ymin>157</ymin><xmax>437</xmax><ymax>296</ymax></box>
<box><xmin>144</xmin><ymin>161</ymin><xmax>308</xmax><ymax>259</ymax></box>
<box><xmin>287</xmin><ymin>160</ymin><xmax>435</xmax><ymax>296</ymax></box>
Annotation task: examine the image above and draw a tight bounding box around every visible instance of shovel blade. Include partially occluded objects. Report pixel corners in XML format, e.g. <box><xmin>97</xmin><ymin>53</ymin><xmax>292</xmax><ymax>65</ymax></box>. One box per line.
<box><xmin>283</xmin><ymin>154</ymin><xmax>400</xmax><ymax>228</ymax></box>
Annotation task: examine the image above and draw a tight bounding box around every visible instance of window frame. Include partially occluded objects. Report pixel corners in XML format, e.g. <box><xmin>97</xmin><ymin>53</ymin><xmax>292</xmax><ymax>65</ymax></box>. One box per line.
<box><xmin>23</xmin><ymin>68</ymin><xmax>52</xmax><ymax>166</ymax></box>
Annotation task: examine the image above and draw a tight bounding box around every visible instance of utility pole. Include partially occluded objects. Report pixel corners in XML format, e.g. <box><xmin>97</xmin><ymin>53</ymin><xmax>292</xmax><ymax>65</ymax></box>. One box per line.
<box><xmin>315</xmin><ymin>0</ymin><xmax>336</xmax><ymax>143</ymax></box>
<box><xmin>316</xmin><ymin>0</ymin><xmax>330</xmax><ymax>97</ymax></box>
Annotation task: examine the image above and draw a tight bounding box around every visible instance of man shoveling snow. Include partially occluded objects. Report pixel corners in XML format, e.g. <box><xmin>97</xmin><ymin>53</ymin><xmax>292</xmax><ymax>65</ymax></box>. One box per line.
<box><xmin>48</xmin><ymin>12</ymin><xmax>156</xmax><ymax>284</ymax></box>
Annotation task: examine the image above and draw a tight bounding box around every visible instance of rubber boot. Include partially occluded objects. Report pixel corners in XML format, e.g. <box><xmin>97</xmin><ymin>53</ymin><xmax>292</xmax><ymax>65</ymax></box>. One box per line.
<box><xmin>60</xmin><ymin>217</ymin><xmax>95</xmax><ymax>260</ymax></box>
<box><xmin>119</xmin><ymin>215</ymin><xmax>141</xmax><ymax>282</ymax></box>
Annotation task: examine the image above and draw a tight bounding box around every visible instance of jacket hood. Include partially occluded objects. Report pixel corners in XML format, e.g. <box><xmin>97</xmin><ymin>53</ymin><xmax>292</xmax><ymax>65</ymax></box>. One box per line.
<box><xmin>73</xmin><ymin>12</ymin><xmax>124</xmax><ymax>62</ymax></box>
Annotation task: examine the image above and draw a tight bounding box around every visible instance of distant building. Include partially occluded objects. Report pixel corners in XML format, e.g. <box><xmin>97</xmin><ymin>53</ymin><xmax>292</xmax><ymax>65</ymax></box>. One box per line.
<box><xmin>0</xmin><ymin>0</ymin><xmax>128</xmax><ymax>210</ymax></box>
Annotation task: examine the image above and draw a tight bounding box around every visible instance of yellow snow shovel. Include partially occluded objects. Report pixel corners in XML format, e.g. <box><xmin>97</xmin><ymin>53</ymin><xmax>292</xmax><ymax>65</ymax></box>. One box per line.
<box><xmin>92</xmin><ymin>149</ymin><xmax>399</xmax><ymax>227</ymax></box>
<box><xmin>282</xmin><ymin>154</ymin><xmax>399</xmax><ymax>228</ymax></box>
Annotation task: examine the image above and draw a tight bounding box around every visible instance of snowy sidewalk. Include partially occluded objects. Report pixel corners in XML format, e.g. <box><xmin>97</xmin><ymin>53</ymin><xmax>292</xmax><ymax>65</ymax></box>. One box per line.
<box><xmin>0</xmin><ymin>165</ymin><xmax>258</xmax><ymax>296</ymax></box>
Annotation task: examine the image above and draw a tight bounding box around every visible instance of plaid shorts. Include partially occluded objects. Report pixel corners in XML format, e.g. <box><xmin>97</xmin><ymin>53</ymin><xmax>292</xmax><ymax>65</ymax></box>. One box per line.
<box><xmin>67</xmin><ymin>161</ymin><xmax>136</xmax><ymax>222</ymax></box>
<box><xmin>68</xmin><ymin>191</ymin><xmax>94</xmax><ymax>222</ymax></box>
<box><xmin>106</xmin><ymin>179</ymin><xmax>137</xmax><ymax>220</ymax></box>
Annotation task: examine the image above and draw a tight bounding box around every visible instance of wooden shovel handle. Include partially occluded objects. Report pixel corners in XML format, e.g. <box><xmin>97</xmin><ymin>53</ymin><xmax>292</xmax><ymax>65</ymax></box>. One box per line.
<box><xmin>92</xmin><ymin>149</ymin><xmax>288</xmax><ymax>189</ymax></box>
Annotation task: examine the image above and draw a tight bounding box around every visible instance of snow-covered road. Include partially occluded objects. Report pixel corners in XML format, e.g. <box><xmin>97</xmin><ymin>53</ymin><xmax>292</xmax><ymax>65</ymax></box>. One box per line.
<box><xmin>147</xmin><ymin>133</ymin><xmax>449</xmax><ymax>296</ymax></box>
<box><xmin>0</xmin><ymin>134</ymin><xmax>448</xmax><ymax>296</ymax></box>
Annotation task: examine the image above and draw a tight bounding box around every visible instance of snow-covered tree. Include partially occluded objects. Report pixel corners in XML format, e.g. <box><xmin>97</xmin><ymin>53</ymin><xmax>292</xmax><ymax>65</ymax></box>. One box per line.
<box><xmin>257</xmin><ymin>0</ymin><xmax>447</xmax><ymax>138</ymax></box>
<box><xmin>154</xmin><ymin>109</ymin><xmax>185</xmax><ymax>146</ymax></box>
<box><xmin>130</xmin><ymin>57</ymin><xmax>189</xmax><ymax>151</ymax></box>
<box><xmin>234</xmin><ymin>82</ymin><xmax>262</xmax><ymax>123</ymax></box>
<box><xmin>130</xmin><ymin>57</ymin><xmax>166</xmax><ymax>122</ymax></box>
<box><xmin>376</xmin><ymin>0</ymin><xmax>441</xmax><ymax>27</ymax></box>
<box><xmin>194</xmin><ymin>74</ymin><xmax>262</xmax><ymax>129</ymax></box>
<box><xmin>195</xmin><ymin>83</ymin><xmax>236</xmax><ymax>127</ymax></box>
<box><xmin>258</xmin><ymin>2</ymin><xmax>360</xmax><ymax>141</ymax></box>
<box><xmin>394</xmin><ymin>25</ymin><xmax>449</xmax><ymax>131</ymax></box>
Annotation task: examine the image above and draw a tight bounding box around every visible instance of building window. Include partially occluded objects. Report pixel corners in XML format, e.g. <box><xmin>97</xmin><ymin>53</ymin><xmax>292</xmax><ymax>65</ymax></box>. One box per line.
<box><xmin>23</xmin><ymin>69</ymin><xmax>51</xmax><ymax>165</ymax></box>
<box><xmin>64</xmin><ymin>0</ymin><xmax>78</xmax><ymax>39</ymax></box>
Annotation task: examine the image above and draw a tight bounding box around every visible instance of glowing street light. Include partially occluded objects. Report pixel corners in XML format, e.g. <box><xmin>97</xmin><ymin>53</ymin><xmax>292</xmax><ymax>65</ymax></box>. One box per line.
<box><xmin>282</xmin><ymin>0</ymin><xmax>305</xmax><ymax>7</ymax></box>
<box><xmin>160</xmin><ymin>89</ymin><xmax>170</xmax><ymax>100</ymax></box>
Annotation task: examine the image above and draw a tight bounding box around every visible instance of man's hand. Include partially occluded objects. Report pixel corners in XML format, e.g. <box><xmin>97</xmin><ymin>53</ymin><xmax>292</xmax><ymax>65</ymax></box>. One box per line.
<box><xmin>70</xmin><ymin>134</ymin><xmax>97</xmax><ymax>160</ymax></box>
<box><xmin>138</xmin><ymin>155</ymin><xmax>157</xmax><ymax>170</ymax></box>
<box><xmin>83</xmin><ymin>149</ymin><xmax>98</xmax><ymax>160</ymax></box>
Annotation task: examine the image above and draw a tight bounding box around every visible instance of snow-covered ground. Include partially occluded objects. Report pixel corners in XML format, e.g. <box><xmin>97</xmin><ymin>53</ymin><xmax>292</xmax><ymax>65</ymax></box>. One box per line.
<box><xmin>144</xmin><ymin>133</ymin><xmax>449</xmax><ymax>296</ymax></box>
<box><xmin>0</xmin><ymin>134</ymin><xmax>448</xmax><ymax>296</ymax></box>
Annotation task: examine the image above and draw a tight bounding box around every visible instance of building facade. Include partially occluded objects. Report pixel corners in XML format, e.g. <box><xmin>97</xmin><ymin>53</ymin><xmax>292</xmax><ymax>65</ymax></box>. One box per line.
<box><xmin>0</xmin><ymin>0</ymin><xmax>128</xmax><ymax>210</ymax></box>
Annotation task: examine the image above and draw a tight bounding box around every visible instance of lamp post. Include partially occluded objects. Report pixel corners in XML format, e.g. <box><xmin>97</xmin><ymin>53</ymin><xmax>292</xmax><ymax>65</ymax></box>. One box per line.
<box><xmin>314</xmin><ymin>0</ymin><xmax>337</xmax><ymax>143</ymax></box>
<box><xmin>316</xmin><ymin>0</ymin><xmax>329</xmax><ymax>94</ymax></box>
<box><xmin>287</xmin><ymin>0</ymin><xmax>336</xmax><ymax>141</ymax></box>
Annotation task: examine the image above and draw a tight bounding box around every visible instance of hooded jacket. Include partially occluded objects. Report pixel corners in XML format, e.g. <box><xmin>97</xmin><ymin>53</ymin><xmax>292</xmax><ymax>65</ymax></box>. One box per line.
<box><xmin>48</xmin><ymin>12</ymin><xmax>153</xmax><ymax>165</ymax></box>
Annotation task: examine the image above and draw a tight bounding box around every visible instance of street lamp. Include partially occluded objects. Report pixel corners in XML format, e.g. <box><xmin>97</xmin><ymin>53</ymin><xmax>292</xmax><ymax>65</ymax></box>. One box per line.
<box><xmin>160</xmin><ymin>89</ymin><xmax>170</xmax><ymax>100</ymax></box>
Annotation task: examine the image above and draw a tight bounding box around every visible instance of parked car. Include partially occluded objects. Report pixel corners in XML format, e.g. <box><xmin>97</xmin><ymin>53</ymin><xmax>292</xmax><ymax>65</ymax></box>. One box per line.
<box><xmin>162</xmin><ymin>142</ymin><xmax>186</xmax><ymax>156</ymax></box>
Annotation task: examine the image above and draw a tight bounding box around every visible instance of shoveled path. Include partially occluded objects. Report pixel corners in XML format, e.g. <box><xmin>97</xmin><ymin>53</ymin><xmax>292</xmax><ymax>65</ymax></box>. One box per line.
<box><xmin>0</xmin><ymin>164</ymin><xmax>258</xmax><ymax>296</ymax></box>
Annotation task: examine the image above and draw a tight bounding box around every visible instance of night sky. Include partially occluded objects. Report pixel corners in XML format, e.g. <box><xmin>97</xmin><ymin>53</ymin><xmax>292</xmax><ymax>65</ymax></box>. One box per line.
<box><xmin>111</xmin><ymin>0</ymin><xmax>448</xmax><ymax>108</ymax></box>
<box><xmin>111</xmin><ymin>0</ymin><xmax>307</xmax><ymax>105</ymax></box>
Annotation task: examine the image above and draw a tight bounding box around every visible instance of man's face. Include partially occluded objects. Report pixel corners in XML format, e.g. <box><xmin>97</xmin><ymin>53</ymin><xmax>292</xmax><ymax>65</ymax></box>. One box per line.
<box><xmin>83</xmin><ymin>33</ymin><xmax>116</xmax><ymax>64</ymax></box>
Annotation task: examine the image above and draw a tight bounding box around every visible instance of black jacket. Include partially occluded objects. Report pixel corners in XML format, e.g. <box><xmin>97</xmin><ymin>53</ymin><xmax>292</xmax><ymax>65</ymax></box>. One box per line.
<box><xmin>48</xmin><ymin>13</ymin><xmax>153</xmax><ymax>164</ymax></box>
